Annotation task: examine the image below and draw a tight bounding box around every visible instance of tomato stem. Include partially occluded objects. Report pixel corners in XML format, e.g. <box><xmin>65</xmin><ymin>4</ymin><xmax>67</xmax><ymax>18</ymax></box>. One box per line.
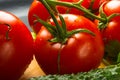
<box><xmin>37</xmin><ymin>0</ymin><xmax>95</xmax><ymax>44</ymax></box>
<box><xmin>0</xmin><ymin>23</ymin><xmax>11</xmax><ymax>40</ymax></box>
<box><xmin>34</xmin><ymin>15</ymin><xmax>57</xmax><ymax>37</ymax></box>
<box><xmin>39</xmin><ymin>0</ymin><xmax>68</xmax><ymax>43</ymax></box>
<box><xmin>47</xmin><ymin>0</ymin><xmax>106</xmax><ymax>22</ymax></box>
<box><xmin>57</xmin><ymin>43</ymin><xmax>63</xmax><ymax>74</ymax></box>
<box><xmin>107</xmin><ymin>13</ymin><xmax>120</xmax><ymax>22</ymax></box>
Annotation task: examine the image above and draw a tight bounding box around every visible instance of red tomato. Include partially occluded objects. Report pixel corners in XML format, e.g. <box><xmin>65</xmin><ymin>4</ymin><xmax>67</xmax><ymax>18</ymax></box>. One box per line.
<box><xmin>57</xmin><ymin>0</ymin><xmax>101</xmax><ymax>14</ymax></box>
<box><xmin>0</xmin><ymin>11</ymin><xmax>34</xmax><ymax>80</ymax></box>
<box><xmin>94</xmin><ymin>0</ymin><xmax>120</xmax><ymax>64</ymax></box>
<box><xmin>103</xmin><ymin>0</ymin><xmax>120</xmax><ymax>20</ymax></box>
<box><xmin>28</xmin><ymin>0</ymin><xmax>50</xmax><ymax>33</ymax></box>
<box><xmin>28</xmin><ymin>0</ymin><xmax>102</xmax><ymax>33</ymax></box>
<box><xmin>101</xmin><ymin>20</ymin><xmax>120</xmax><ymax>43</ymax></box>
<box><xmin>103</xmin><ymin>0</ymin><xmax>120</xmax><ymax>16</ymax></box>
<box><xmin>34</xmin><ymin>14</ymin><xmax>104</xmax><ymax>74</ymax></box>
<box><xmin>95</xmin><ymin>0</ymin><xmax>120</xmax><ymax>43</ymax></box>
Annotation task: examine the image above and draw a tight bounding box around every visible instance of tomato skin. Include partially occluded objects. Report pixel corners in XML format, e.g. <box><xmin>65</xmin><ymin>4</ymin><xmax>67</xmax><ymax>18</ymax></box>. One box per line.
<box><xmin>101</xmin><ymin>20</ymin><xmax>120</xmax><ymax>43</ymax></box>
<box><xmin>34</xmin><ymin>14</ymin><xmax>104</xmax><ymax>74</ymax></box>
<box><xmin>28</xmin><ymin>0</ymin><xmax>50</xmax><ymax>33</ymax></box>
<box><xmin>28</xmin><ymin>0</ymin><xmax>102</xmax><ymax>34</ymax></box>
<box><xmin>103</xmin><ymin>0</ymin><xmax>120</xmax><ymax>16</ymax></box>
<box><xmin>0</xmin><ymin>11</ymin><xmax>34</xmax><ymax>80</ymax></box>
<box><xmin>103</xmin><ymin>0</ymin><xmax>120</xmax><ymax>20</ymax></box>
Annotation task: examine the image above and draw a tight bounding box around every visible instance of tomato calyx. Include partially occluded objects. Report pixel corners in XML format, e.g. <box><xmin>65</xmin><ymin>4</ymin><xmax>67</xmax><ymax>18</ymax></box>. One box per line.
<box><xmin>0</xmin><ymin>23</ymin><xmax>11</xmax><ymax>40</ymax></box>
<box><xmin>36</xmin><ymin>0</ymin><xmax>95</xmax><ymax>44</ymax></box>
<box><xmin>98</xmin><ymin>3</ymin><xmax>120</xmax><ymax>31</ymax></box>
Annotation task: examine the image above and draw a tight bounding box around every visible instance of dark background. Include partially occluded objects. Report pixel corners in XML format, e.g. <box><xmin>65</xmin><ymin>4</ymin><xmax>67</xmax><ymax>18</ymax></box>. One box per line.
<box><xmin>0</xmin><ymin>0</ymin><xmax>33</xmax><ymax>31</ymax></box>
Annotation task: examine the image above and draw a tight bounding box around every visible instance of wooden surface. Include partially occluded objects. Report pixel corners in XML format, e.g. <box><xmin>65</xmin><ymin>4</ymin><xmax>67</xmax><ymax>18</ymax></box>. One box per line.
<box><xmin>19</xmin><ymin>57</ymin><xmax>45</xmax><ymax>80</ymax></box>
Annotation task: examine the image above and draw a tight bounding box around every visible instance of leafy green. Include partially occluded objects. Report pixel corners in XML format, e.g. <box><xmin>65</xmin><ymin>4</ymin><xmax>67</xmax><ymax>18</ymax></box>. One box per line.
<box><xmin>104</xmin><ymin>40</ymin><xmax>120</xmax><ymax>64</ymax></box>
<box><xmin>29</xmin><ymin>63</ymin><xmax>120</xmax><ymax>80</ymax></box>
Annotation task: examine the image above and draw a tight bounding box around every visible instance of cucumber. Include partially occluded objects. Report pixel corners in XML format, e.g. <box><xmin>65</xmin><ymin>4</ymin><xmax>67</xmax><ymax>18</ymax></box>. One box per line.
<box><xmin>29</xmin><ymin>63</ymin><xmax>120</xmax><ymax>80</ymax></box>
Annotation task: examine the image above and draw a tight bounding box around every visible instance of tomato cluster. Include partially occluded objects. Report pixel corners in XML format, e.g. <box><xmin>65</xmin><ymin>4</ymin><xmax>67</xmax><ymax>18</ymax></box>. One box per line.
<box><xmin>28</xmin><ymin>0</ymin><xmax>104</xmax><ymax>33</ymax></box>
<box><xmin>28</xmin><ymin>0</ymin><xmax>105</xmax><ymax>75</ymax></box>
<box><xmin>0</xmin><ymin>0</ymin><xmax>120</xmax><ymax>80</ymax></box>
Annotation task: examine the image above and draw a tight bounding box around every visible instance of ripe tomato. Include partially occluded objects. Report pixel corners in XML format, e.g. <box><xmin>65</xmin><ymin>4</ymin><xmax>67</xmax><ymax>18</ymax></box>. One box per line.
<box><xmin>0</xmin><ymin>11</ymin><xmax>34</xmax><ymax>80</ymax></box>
<box><xmin>95</xmin><ymin>19</ymin><xmax>120</xmax><ymax>64</ymax></box>
<box><xmin>28</xmin><ymin>0</ymin><xmax>50</xmax><ymax>33</ymax></box>
<box><xmin>28</xmin><ymin>0</ymin><xmax>102</xmax><ymax>34</ymax></box>
<box><xmin>103</xmin><ymin>0</ymin><xmax>120</xmax><ymax>20</ymax></box>
<box><xmin>103</xmin><ymin>0</ymin><xmax>120</xmax><ymax>16</ymax></box>
<box><xmin>34</xmin><ymin>14</ymin><xmax>104</xmax><ymax>74</ymax></box>
<box><xmin>101</xmin><ymin>20</ymin><xmax>120</xmax><ymax>43</ymax></box>
<box><xmin>95</xmin><ymin>0</ymin><xmax>120</xmax><ymax>43</ymax></box>
<box><xmin>94</xmin><ymin>0</ymin><xmax>120</xmax><ymax>64</ymax></box>
<box><xmin>57</xmin><ymin>0</ymin><xmax>101</xmax><ymax>14</ymax></box>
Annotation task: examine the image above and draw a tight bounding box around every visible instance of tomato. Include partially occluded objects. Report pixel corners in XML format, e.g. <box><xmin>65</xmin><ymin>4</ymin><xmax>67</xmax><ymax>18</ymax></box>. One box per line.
<box><xmin>95</xmin><ymin>0</ymin><xmax>120</xmax><ymax>43</ymax></box>
<box><xmin>28</xmin><ymin>0</ymin><xmax>102</xmax><ymax>34</ymax></box>
<box><xmin>94</xmin><ymin>0</ymin><xmax>120</xmax><ymax>64</ymax></box>
<box><xmin>102</xmin><ymin>20</ymin><xmax>120</xmax><ymax>43</ymax></box>
<box><xmin>103</xmin><ymin>0</ymin><xmax>120</xmax><ymax>16</ymax></box>
<box><xmin>57</xmin><ymin>0</ymin><xmax>101</xmax><ymax>14</ymax></box>
<box><xmin>0</xmin><ymin>11</ymin><xmax>34</xmax><ymax>80</ymax></box>
<box><xmin>34</xmin><ymin>14</ymin><xmax>104</xmax><ymax>74</ymax></box>
<box><xmin>103</xmin><ymin>0</ymin><xmax>120</xmax><ymax>20</ymax></box>
<box><xmin>28</xmin><ymin>0</ymin><xmax>50</xmax><ymax>33</ymax></box>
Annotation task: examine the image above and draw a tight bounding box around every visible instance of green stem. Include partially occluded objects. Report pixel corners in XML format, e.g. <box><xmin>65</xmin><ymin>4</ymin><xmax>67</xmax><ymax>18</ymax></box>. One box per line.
<box><xmin>57</xmin><ymin>43</ymin><xmax>63</xmax><ymax>74</ymax></box>
<box><xmin>37</xmin><ymin>0</ymin><xmax>95</xmax><ymax>44</ymax></box>
<box><xmin>38</xmin><ymin>0</ymin><xmax>63</xmax><ymax>40</ymax></box>
<box><xmin>47</xmin><ymin>0</ymin><xmax>105</xmax><ymax>22</ymax></box>
<box><xmin>107</xmin><ymin>13</ymin><xmax>120</xmax><ymax>22</ymax></box>
<box><xmin>67</xmin><ymin>29</ymin><xmax>95</xmax><ymax>38</ymax></box>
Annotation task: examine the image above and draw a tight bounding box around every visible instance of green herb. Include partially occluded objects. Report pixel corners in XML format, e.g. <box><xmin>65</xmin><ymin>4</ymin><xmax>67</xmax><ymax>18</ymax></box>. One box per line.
<box><xmin>29</xmin><ymin>63</ymin><xmax>120</xmax><ymax>80</ymax></box>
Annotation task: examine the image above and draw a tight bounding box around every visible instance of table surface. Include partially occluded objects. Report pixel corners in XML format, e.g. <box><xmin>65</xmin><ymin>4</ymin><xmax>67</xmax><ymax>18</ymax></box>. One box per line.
<box><xmin>19</xmin><ymin>57</ymin><xmax>45</xmax><ymax>80</ymax></box>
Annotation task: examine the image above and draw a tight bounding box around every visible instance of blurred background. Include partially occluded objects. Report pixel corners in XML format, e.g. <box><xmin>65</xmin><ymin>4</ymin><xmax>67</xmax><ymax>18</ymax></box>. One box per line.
<box><xmin>0</xmin><ymin>0</ymin><xmax>33</xmax><ymax>31</ymax></box>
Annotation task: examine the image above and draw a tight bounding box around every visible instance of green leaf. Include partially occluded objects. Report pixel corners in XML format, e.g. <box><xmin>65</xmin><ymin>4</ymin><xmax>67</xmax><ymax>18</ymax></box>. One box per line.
<box><xmin>104</xmin><ymin>40</ymin><xmax>120</xmax><ymax>64</ymax></box>
<box><xmin>117</xmin><ymin>52</ymin><xmax>120</xmax><ymax>63</ymax></box>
